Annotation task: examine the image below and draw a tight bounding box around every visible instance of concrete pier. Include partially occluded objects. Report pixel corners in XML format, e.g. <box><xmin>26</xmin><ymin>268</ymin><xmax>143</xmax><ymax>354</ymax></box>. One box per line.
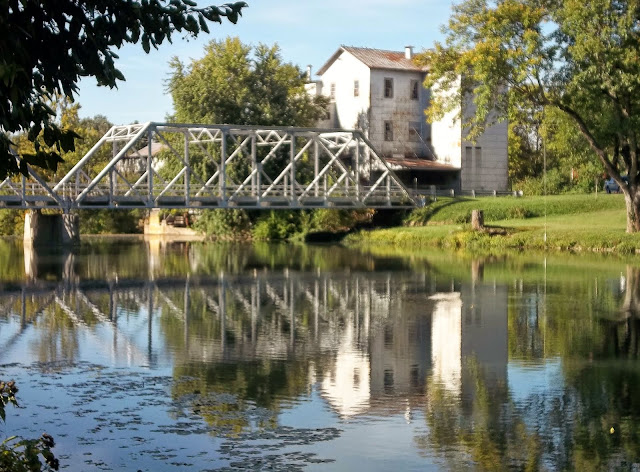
<box><xmin>144</xmin><ymin>210</ymin><xmax>203</xmax><ymax>240</ymax></box>
<box><xmin>24</xmin><ymin>210</ymin><xmax>80</xmax><ymax>247</ymax></box>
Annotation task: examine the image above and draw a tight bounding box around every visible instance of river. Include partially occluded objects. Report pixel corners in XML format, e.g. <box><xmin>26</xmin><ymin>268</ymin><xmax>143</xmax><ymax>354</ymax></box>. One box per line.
<box><xmin>0</xmin><ymin>239</ymin><xmax>639</xmax><ymax>471</ymax></box>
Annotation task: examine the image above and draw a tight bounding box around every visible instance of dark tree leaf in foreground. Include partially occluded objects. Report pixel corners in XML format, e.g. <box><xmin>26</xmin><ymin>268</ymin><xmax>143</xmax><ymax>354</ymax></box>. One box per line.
<box><xmin>0</xmin><ymin>0</ymin><xmax>248</xmax><ymax>180</ymax></box>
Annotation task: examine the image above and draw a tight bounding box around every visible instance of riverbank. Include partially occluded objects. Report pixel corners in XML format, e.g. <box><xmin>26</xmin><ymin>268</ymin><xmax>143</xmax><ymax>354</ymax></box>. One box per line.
<box><xmin>344</xmin><ymin>194</ymin><xmax>640</xmax><ymax>254</ymax></box>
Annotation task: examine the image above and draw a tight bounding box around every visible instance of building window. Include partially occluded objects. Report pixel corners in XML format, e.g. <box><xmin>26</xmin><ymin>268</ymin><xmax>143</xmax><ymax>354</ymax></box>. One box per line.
<box><xmin>325</xmin><ymin>109</ymin><xmax>331</xmax><ymax>121</ymax></box>
<box><xmin>465</xmin><ymin>146</ymin><xmax>473</xmax><ymax>165</ymax></box>
<box><xmin>384</xmin><ymin>325</ymin><xmax>394</xmax><ymax>345</ymax></box>
<box><xmin>475</xmin><ymin>147</ymin><xmax>482</xmax><ymax>167</ymax></box>
<box><xmin>354</xmin><ymin>80</ymin><xmax>359</xmax><ymax>97</ymax></box>
<box><xmin>384</xmin><ymin>77</ymin><xmax>394</xmax><ymax>98</ymax></box>
<box><xmin>384</xmin><ymin>370</ymin><xmax>394</xmax><ymax>393</ymax></box>
<box><xmin>330</xmin><ymin>83</ymin><xmax>336</xmax><ymax>100</ymax></box>
<box><xmin>409</xmin><ymin>121</ymin><xmax>421</xmax><ymax>142</ymax></box>
<box><xmin>410</xmin><ymin>365</ymin><xmax>419</xmax><ymax>388</ymax></box>
<box><xmin>384</xmin><ymin>121</ymin><xmax>393</xmax><ymax>141</ymax></box>
<box><xmin>410</xmin><ymin>80</ymin><xmax>419</xmax><ymax>100</ymax></box>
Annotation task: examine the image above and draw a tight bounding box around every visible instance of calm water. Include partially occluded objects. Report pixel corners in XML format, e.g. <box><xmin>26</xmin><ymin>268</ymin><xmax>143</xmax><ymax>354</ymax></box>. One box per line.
<box><xmin>1</xmin><ymin>239</ymin><xmax>640</xmax><ymax>471</ymax></box>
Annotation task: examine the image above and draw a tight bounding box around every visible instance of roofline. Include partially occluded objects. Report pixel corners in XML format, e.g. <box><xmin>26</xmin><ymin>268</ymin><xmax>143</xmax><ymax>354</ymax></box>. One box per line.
<box><xmin>316</xmin><ymin>46</ymin><xmax>345</xmax><ymax>76</ymax></box>
<box><xmin>316</xmin><ymin>46</ymin><xmax>428</xmax><ymax>76</ymax></box>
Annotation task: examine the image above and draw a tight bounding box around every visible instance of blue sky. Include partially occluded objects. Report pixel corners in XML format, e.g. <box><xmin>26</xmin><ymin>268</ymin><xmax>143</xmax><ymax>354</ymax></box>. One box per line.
<box><xmin>75</xmin><ymin>0</ymin><xmax>454</xmax><ymax>125</ymax></box>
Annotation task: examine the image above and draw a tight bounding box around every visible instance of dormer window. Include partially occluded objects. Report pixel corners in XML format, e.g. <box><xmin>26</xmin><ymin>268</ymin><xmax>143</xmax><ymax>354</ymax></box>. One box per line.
<box><xmin>384</xmin><ymin>78</ymin><xmax>394</xmax><ymax>98</ymax></box>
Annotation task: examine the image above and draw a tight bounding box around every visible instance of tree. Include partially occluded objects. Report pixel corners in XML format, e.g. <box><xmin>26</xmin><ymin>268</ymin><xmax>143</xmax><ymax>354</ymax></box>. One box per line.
<box><xmin>166</xmin><ymin>37</ymin><xmax>329</xmax><ymax>239</ymax></box>
<box><xmin>509</xmin><ymin>104</ymin><xmax>603</xmax><ymax>194</ymax></box>
<box><xmin>0</xmin><ymin>0</ymin><xmax>247</xmax><ymax>180</ymax></box>
<box><xmin>417</xmin><ymin>0</ymin><xmax>640</xmax><ymax>232</ymax></box>
<box><xmin>168</xmin><ymin>37</ymin><xmax>327</xmax><ymax>127</ymax></box>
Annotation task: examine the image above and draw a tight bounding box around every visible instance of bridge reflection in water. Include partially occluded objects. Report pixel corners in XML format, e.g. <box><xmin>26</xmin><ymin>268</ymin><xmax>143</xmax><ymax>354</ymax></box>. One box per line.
<box><xmin>3</xmin><ymin>246</ymin><xmax>508</xmax><ymax>418</ymax></box>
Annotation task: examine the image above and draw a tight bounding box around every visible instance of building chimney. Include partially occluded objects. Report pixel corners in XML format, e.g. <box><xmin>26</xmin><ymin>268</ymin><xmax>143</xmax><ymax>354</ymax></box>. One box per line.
<box><xmin>306</xmin><ymin>65</ymin><xmax>312</xmax><ymax>81</ymax></box>
<box><xmin>405</xmin><ymin>46</ymin><xmax>414</xmax><ymax>60</ymax></box>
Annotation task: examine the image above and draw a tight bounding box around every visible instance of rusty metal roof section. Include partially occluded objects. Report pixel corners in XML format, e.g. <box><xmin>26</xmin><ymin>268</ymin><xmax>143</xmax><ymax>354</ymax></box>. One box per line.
<box><xmin>317</xmin><ymin>46</ymin><xmax>427</xmax><ymax>75</ymax></box>
<box><xmin>385</xmin><ymin>157</ymin><xmax>460</xmax><ymax>172</ymax></box>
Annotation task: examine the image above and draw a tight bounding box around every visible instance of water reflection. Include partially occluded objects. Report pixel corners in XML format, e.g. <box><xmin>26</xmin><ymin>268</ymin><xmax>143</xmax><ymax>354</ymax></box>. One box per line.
<box><xmin>1</xmin><ymin>241</ymin><xmax>640</xmax><ymax>470</ymax></box>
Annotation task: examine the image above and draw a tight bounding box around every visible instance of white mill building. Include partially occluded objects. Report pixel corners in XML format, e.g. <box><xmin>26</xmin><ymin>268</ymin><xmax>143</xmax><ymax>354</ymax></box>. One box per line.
<box><xmin>307</xmin><ymin>46</ymin><xmax>509</xmax><ymax>193</ymax></box>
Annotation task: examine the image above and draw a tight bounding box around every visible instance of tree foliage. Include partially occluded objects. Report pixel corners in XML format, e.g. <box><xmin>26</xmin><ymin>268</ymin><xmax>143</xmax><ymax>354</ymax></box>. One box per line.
<box><xmin>509</xmin><ymin>105</ymin><xmax>602</xmax><ymax>194</ymax></box>
<box><xmin>0</xmin><ymin>0</ymin><xmax>247</xmax><ymax>180</ymax></box>
<box><xmin>168</xmin><ymin>37</ymin><xmax>327</xmax><ymax>127</ymax></box>
<box><xmin>166</xmin><ymin>37</ymin><xmax>329</xmax><ymax>239</ymax></box>
<box><xmin>417</xmin><ymin>0</ymin><xmax>640</xmax><ymax>231</ymax></box>
<box><xmin>0</xmin><ymin>381</ymin><xmax>59</xmax><ymax>471</ymax></box>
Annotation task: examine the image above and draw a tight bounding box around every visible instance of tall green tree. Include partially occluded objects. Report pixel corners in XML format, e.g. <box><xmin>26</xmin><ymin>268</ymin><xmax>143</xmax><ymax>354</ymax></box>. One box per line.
<box><xmin>417</xmin><ymin>0</ymin><xmax>640</xmax><ymax>232</ymax></box>
<box><xmin>168</xmin><ymin>37</ymin><xmax>327</xmax><ymax>127</ymax></box>
<box><xmin>166</xmin><ymin>37</ymin><xmax>328</xmax><ymax>239</ymax></box>
<box><xmin>0</xmin><ymin>0</ymin><xmax>247</xmax><ymax>180</ymax></box>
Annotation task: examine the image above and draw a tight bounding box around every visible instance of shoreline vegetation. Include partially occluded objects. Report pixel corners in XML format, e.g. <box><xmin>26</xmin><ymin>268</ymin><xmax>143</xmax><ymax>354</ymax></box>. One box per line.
<box><xmin>5</xmin><ymin>195</ymin><xmax>640</xmax><ymax>256</ymax></box>
<box><xmin>343</xmin><ymin>194</ymin><xmax>640</xmax><ymax>255</ymax></box>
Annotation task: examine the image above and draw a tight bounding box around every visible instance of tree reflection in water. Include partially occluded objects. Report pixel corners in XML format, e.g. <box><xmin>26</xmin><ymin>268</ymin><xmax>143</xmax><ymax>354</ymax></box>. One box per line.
<box><xmin>3</xmin><ymin>242</ymin><xmax>640</xmax><ymax>470</ymax></box>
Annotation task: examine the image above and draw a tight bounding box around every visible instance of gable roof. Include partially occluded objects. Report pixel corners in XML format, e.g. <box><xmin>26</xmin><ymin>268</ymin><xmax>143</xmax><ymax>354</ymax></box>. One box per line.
<box><xmin>317</xmin><ymin>46</ymin><xmax>427</xmax><ymax>76</ymax></box>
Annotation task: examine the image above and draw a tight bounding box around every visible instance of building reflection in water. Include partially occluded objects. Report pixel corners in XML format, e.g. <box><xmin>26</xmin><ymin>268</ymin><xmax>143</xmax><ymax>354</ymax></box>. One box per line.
<box><xmin>9</xmin><ymin>247</ymin><xmax>509</xmax><ymax>421</ymax></box>
<box><xmin>7</xmin><ymin>243</ymin><xmax>640</xmax><ymax>470</ymax></box>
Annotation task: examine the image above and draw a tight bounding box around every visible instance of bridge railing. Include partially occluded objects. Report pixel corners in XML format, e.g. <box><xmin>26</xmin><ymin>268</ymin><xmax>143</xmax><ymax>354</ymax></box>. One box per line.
<box><xmin>2</xmin><ymin>182</ymin><xmax>412</xmax><ymax>209</ymax></box>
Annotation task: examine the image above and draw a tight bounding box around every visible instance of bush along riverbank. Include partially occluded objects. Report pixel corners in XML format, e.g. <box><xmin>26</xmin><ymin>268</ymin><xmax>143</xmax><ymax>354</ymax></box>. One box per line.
<box><xmin>194</xmin><ymin>208</ymin><xmax>376</xmax><ymax>242</ymax></box>
<box><xmin>344</xmin><ymin>194</ymin><xmax>640</xmax><ymax>254</ymax></box>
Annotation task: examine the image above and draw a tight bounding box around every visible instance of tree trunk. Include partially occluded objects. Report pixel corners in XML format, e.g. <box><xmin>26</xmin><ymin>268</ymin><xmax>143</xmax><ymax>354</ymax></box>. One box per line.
<box><xmin>623</xmin><ymin>189</ymin><xmax>640</xmax><ymax>233</ymax></box>
<box><xmin>471</xmin><ymin>210</ymin><xmax>484</xmax><ymax>231</ymax></box>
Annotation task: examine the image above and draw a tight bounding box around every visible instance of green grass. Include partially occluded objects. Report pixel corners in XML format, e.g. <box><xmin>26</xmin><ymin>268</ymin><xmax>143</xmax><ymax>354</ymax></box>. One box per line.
<box><xmin>405</xmin><ymin>194</ymin><xmax>625</xmax><ymax>225</ymax></box>
<box><xmin>346</xmin><ymin>194</ymin><xmax>640</xmax><ymax>254</ymax></box>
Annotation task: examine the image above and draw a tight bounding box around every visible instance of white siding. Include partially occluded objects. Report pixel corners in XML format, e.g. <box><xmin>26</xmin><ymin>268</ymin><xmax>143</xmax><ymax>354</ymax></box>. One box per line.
<box><xmin>461</xmin><ymin>120</ymin><xmax>509</xmax><ymax>191</ymax></box>
<box><xmin>430</xmin><ymin>77</ymin><xmax>509</xmax><ymax>191</ymax></box>
<box><xmin>317</xmin><ymin>50</ymin><xmax>371</xmax><ymax>130</ymax></box>
<box><xmin>430</xmin><ymin>78</ymin><xmax>463</xmax><ymax>168</ymax></box>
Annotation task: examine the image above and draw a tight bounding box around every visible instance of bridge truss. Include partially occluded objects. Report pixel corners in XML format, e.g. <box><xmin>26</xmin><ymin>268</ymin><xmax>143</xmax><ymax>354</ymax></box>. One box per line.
<box><xmin>0</xmin><ymin>123</ymin><xmax>416</xmax><ymax>210</ymax></box>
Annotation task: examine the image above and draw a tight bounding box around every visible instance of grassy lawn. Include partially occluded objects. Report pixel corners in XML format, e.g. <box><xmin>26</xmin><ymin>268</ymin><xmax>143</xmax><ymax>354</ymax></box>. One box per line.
<box><xmin>346</xmin><ymin>194</ymin><xmax>640</xmax><ymax>253</ymax></box>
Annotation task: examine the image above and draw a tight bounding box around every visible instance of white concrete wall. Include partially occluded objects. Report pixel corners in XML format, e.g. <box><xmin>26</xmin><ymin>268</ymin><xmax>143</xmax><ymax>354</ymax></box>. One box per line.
<box><xmin>460</xmin><ymin>118</ymin><xmax>509</xmax><ymax>191</ymax></box>
<box><xmin>429</xmin><ymin>78</ymin><xmax>509</xmax><ymax>191</ymax></box>
<box><xmin>430</xmin><ymin>77</ymin><xmax>463</xmax><ymax>168</ymax></box>
<box><xmin>318</xmin><ymin>50</ymin><xmax>371</xmax><ymax>130</ymax></box>
<box><xmin>369</xmin><ymin>69</ymin><xmax>429</xmax><ymax>157</ymax></box>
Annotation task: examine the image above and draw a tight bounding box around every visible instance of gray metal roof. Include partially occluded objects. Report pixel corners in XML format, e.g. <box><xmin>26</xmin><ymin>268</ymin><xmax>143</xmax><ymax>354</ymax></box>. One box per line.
<box><xmin>317</xmin><ymin>46</ymin><xmax>427</xmax><ymax>75</ymax></box>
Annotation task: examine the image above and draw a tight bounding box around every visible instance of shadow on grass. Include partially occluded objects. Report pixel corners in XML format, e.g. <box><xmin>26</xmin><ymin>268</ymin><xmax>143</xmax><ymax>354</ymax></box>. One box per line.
<box><xmin>408</xmin><ymin>197</ymin><xmax>474</xmax><ymax>225</ymax></box>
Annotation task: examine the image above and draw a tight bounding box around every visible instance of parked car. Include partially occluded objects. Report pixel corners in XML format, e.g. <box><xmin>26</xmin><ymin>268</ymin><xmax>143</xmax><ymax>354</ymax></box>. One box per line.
<box><xmin>604</xmin><ymin>176</ymin><xmax>629</xmax><ymax>193</ymax></box>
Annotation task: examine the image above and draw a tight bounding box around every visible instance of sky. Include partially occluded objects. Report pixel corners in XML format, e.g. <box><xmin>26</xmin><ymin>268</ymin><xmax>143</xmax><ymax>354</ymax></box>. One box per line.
<box><xmin>75</xmin><ymin>0</ymin><xmax>454</xmax><ymax>125</ymax></box>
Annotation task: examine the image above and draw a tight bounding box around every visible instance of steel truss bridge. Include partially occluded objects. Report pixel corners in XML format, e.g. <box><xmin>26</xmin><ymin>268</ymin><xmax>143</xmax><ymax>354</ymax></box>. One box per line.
<box><xmin>1</xmin><ymin>123</ymin><xmax>416</xmax><ymax>211</ymax></box>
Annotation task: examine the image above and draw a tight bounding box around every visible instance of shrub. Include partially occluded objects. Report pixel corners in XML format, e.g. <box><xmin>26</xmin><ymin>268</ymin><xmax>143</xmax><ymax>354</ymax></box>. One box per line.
<box><xmin>0</xmin><ymin>210</ymin><xmax>24</xmax><ymax>236</ymax></box>
<box><xmin>78</xmin><ymin>209</ymin><xmax>143</xmax><ymax>234</ymax></box>
<box><xmin>311</xmin><ymin>209</ymin><xmax>372</xmax><ymax>232</ymax></box>
<box><xmin>252</xmin><ymin>211</ymin><xmax>303</xmax><ymax>240</ymax></box>
<box><xmin>194</xmin><ymin>209</ymin><xmax>251</xmax><ymax>240</ymax></box>
<box><xmin>507</xmin><ymin>206</ymin><xmax>533</xmax><ymax>219</ymax></box>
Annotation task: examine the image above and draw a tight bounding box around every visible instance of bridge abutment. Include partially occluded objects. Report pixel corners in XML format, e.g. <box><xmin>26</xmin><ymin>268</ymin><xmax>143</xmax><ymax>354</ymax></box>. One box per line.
<box><xmin>24</xmin><ymin>210</ymin><xmax>80</xmax><ymax>247</ymax></box>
